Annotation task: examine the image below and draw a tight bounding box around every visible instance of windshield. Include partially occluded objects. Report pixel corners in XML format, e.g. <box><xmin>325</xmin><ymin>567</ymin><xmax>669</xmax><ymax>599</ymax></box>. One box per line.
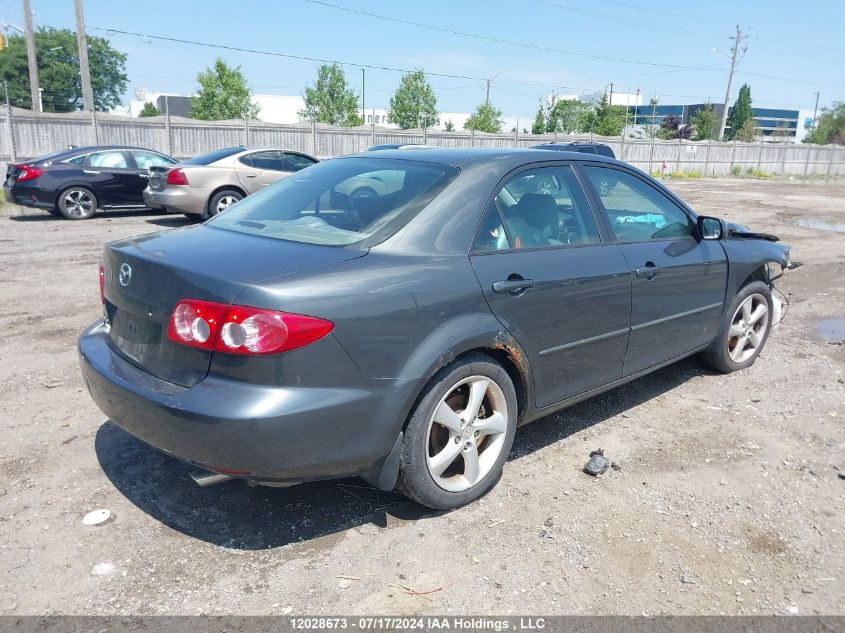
<box><xmin>207</xmin><ymin>157</ymin><xmax>458</xmax><ymax>248</ymax></box>
<box><xmin>182</xmin><ymin>147</ymin><xmax>243</xmax><ymax>165</ymax></box>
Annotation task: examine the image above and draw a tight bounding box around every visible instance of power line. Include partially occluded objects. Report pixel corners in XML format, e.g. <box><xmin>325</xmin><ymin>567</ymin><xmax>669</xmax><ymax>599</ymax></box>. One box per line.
<box><xmin>532</xmin><ymin>0</ymin><xmax>694</xmax><ymax>33</ymax></box>
<box><xmin>300</xmin><ymin>0</ymin><xmax>721</xmax><ymax>71</ymax></box>
<box><xmin>92</xmin><ymin>26</ymin><xmax>606</xmax><ymax>93</ymax></box>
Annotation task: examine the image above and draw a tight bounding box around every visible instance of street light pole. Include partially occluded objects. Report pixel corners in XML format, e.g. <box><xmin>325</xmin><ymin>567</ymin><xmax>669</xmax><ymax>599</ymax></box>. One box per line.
<box><xmin>812</xmin><ymin>92</ymin><xmax>820</xmax><ymax>128</ymax></box>
<box><xmin>21</xmin><ymin>0</ymin><xmax>40</xmax><ymax>112</ymax></box>
<box><xmin>716</xmin><ymin>25</ymin><xmax>743</xmax><ymax>141</ymax></box>
<box><xmin>485</xmin><ymin>71</ymin><xmax>506</xmax><ymax>104</ymax></box>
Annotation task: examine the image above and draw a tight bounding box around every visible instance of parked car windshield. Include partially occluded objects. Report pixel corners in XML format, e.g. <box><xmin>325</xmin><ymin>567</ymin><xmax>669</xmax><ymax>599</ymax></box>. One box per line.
<box><xmin>207</xmin><ymin>157</ymin><xmax>458</xmax><ymax>248</ymax></box>
<box><xmin>182</xmin><ymin>147</ymin><xmax>243</xmax><ymax>165</ymax></box>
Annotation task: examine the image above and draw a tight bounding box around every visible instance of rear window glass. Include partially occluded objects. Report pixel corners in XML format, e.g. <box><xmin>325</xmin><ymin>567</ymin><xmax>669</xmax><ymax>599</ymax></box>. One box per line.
<box><xmin>207</xmin><ymin>157</ymin><xmax>458</xmax><ymax>248</ymax></box>
<box><xmin>182</xmin><ymin>147</ymin><xmax>243</xmax><ymax>165</ymax></box>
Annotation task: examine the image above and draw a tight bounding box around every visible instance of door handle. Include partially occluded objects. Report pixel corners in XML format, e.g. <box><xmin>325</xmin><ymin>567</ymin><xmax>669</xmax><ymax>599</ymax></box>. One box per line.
<box><xmin>244</xmin><ymin>173</ymin><xmax>258</xmax><ymax>178</ymax></box>
<box><xmin>492</xmin><ymin>278</ymin><xmax>535</xmax><ymax>294</ymax></box>
<box><xmin>83</xmin><ymin>169</ymin><xmax>100</xmax><ymax>175</ymax></box>
<box><xmin>635</xmin><ymin>262</ymin><xmax>661</xmax><ymax>280</ymax></box>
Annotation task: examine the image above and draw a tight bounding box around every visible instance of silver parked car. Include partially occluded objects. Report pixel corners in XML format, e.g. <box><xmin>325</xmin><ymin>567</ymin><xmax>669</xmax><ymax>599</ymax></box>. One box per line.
<box><xmin>144</xmin><ymin>146</ymin><xmax>319</xmax><ymax>218</ymax></box>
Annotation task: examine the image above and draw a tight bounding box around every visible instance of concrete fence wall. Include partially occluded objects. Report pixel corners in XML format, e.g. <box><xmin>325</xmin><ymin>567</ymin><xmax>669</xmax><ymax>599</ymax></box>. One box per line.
<box><xmin>2</xmin><ymin>106</ymin><xmax>843</xmax><ymax>177</ymax></box>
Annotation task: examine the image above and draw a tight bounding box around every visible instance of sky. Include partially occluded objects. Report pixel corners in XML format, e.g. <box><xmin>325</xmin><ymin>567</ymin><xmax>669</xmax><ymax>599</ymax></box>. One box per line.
<box><xmin>1</xmin><ymin>0</ymin><xmax>843</xmax><ymax>117</ymax></box>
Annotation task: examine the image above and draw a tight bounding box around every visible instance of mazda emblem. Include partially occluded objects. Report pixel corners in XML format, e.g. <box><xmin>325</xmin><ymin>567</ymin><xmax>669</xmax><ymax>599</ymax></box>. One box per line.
<box><xmin>118</xmin><ymin>263</ymin><xmax>132</xmax><ymax>287</ymax></box>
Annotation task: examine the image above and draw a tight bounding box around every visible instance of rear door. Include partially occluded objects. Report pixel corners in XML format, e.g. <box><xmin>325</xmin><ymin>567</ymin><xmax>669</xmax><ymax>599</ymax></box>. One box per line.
<box><xmin>580</xmin><ymin>164</ymin><xmax>727</xmax><ymax>376</ymax></box>
<box><xmin>83</xmin><ymin>150</ymin><xmax>143</xmax><ymax>207</ymax></box>
<box><xmin>235</xmin><ymin>151</ymin><xmax>290</xmax><ymax>193</ymax></box>
<box><xmin>469</xmin><ymin>163</ymin><xmax>632</xmax><ymax>408</ymax></box>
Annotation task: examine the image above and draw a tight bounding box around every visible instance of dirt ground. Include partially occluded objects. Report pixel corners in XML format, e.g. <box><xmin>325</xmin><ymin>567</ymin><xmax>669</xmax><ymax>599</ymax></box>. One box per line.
<box><xmin>0</xmin><ymin>177</ymin><xmax>843</xmax><ymax>616</ymax></box>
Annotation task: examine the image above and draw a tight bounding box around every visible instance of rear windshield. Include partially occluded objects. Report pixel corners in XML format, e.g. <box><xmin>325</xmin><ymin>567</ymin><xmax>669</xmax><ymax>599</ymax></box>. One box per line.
<box><xmin>207</xmin><ymin>157</ymin><xmax>458</xmax><ymax>248</ymax></box>
<box><xmin>182</xmin><ymin>147</ymin><xmax>243</xmax><ymax>165</ymax></box>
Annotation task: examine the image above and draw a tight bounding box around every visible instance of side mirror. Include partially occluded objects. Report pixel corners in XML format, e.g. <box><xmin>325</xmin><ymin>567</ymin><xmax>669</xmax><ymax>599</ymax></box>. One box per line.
<box><xmin>698</xmin><ymin>216</ymin><xmax>723</xmax><ymax>240</ymax></box>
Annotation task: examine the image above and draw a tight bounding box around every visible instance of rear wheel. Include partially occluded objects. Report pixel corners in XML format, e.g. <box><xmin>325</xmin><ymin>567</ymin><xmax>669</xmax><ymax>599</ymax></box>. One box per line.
<box><xmin>398</xmin><ymin>354</ymin><xmax>517</xmax><ymax>510</ymax></box>
<box><xmin>57</xmin><ymin>187</ymin><xmax>97</xmax><ymax>220</ymax></box>
<box><xmin>207</xmin><ymin>189</ymin><xmax>243</xmax><ymax>217</ymax></box>
<box><xmin>701</xmin><ymin>281</ymin><xmax>773</xmax><ymax>373</ymax></box>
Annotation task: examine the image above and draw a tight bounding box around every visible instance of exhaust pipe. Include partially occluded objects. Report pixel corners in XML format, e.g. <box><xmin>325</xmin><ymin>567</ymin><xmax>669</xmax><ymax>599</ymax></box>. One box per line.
<box><xmin>189</xmin><ymin>469</ymin><xmax>234</xmax><ymax>487</ymax></box>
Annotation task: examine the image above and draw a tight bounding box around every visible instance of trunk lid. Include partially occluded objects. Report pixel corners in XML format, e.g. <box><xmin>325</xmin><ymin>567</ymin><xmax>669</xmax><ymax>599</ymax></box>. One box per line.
<box><xmin>147</xmin><ymin>164</ymin><xmax>171</xmax><ymax>191</ymax></box>
<box><xmin>103</xmin><ymin>225</ymin><xmax>365</xmax><ymax>387</ymax></box>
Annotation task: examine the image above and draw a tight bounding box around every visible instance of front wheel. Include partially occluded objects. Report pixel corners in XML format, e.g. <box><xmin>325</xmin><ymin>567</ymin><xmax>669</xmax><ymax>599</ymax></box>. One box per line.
<box><xmin>701</xmin><ymin>280</ymin><xmax>773</xmax><ymax>373</ymax></box>
<box><xmin>398</xmin><ymin>354</ymin><xmax>517</xmax><ymax>510</ymax></box>
<box><xmin>57</xmin><ymin>187</ymin><xmax>97</xmax><ymax>220</ymax></box>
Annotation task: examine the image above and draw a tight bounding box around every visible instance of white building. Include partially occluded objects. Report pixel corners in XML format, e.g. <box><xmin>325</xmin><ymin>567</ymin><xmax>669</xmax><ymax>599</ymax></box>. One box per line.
<box><xmin>581</xmin><ymin>90</ymin><xmax>643</xmax><ymax>107</ymax></box>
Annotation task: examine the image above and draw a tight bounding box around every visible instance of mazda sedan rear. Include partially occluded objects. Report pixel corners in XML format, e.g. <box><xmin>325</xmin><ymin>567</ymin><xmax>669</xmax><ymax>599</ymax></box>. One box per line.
<box><xmin>80</xmin><ymin>149</ymin><xmax>792</xmax><ymax>509</ymax></box>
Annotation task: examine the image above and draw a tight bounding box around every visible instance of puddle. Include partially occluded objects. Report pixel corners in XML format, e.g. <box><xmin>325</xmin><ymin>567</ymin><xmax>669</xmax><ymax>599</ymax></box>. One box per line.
<box><xmin>816</xmin><ymin>318</ymin><xmax>845</xmax><ymax>344</ymax></box>
<box><xmin>797</xmin><ymin>218</ymin><xmax>845</xmax><ymax>233</ymax></box>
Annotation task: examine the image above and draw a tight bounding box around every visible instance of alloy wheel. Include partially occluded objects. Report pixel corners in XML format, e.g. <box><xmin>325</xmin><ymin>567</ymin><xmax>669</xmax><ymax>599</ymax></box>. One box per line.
<box><xmin>727</xmin><ymin>293</ymin><xmax>769</xmax><ymax>363</ymax></box>
<box><xmin>63</xmin><ymin>190</ymin><xmax>94</xmax><ymax>217</ymax></box>
<box><xmin>216</xmin><ymin>195</ymin><xmax>240</xmax><ymax>213</ymax></box>
<box><xmin>425</xmin><ymin>375</ymin><xmax>509</xmax><ymax>493</ymax></box>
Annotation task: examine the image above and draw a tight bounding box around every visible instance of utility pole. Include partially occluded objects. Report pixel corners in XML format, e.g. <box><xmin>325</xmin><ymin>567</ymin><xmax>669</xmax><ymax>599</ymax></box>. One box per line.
<box><xmin>74</xmin><ymin>0</ymin><xmax>94</xmax><ymax>111</ymax></box>
<box><xmin>811</xmin><ymin>92</ymin><xmax>820</xmax><ymax>128</ymax></box>
<box><xmin>485</xmin><ymin>79</ymin><xmax>491</xmax><ymax>105</ymax></box>
<box><xmin>608</xmin><ymin>83</ymin><xmax>613</xmax><ymax>106</ymax></box>
<box><xmin>361</xmin><ymin>68</ymin><xmax>365</xmax><ymax>124</ymax></box>
<box><xmin>717</xmin><ymin>25</ymin><xmax>743</xmax><ymax>141</ymax></box>
<box><xmin>22</xmin><ymin>0</ymin><xmax>40</xmax><ymax>112</ymax></box>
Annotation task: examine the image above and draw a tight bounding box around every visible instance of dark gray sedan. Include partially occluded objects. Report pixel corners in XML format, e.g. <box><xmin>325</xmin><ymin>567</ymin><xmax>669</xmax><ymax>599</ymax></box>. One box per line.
<box><xmin>79</xmin><ymin>148</ymin><xmax>793</xmax><ymax>509</ymax></box>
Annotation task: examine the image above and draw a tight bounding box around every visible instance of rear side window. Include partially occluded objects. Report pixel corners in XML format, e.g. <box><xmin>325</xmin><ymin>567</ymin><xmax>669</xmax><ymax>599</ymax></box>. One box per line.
<box><xmin>87</xmin><ymin>151</ymin><xmax>128</xmax><ymax>169</ymax></box>
<box><xmin>207</xmin><ymin>157</ymin><xmax>458</xmax><ymax>248</ymax></box>
<box><xmin>132</xmin><ymin>151</ymin><xmax>174</xmax><ymax>169</ymax></box>
<box><xmin>583</xmin><ymin>166</ymin><xmax>693</xmax><ymax>242</ymax></box>
<box><xmin>472</xmin><ymin>165</ymin><xmax>600</xmax><ymax>252</ymax></box>
<box><xmin>246</xmin><ymin>151</ymin><xmax>287</xmax><ymax>171</ymax></box>
<box><xmin>595</xmin><ymin>145</ymin><xmax>615</xmax><ymax>158</ymax></box>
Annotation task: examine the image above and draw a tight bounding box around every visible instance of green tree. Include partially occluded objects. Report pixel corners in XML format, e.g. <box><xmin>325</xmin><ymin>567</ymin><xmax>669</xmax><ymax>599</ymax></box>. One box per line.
<box><xmin>387</xmin><ymin>69</ymin><xmax>438</xmax><ymax>129</ymax></box>
<box><xmin>299</xmin><ymin>63</ymin><xmax>362</xmax><ymax>126</ymax></box>
<box><xmin>443</xmin><ymin>120</ymin><xmax>455</xmax><ymax>132</ymax></box>
<box><xmin>734</xmin><ymin>118</ymin><xmax>757</xmax><ymax>142</ymax></box>
<box><xmin>804</xmin><ymin>102</ymin><xmax>845</xmax><ymax>144</ymax></box>
<box><xmin>138</xmin><ymin>101</ymin><xmax>160</xmax><ymax>117</ymax></box>
<box><xmin>531</xmin><ymin>103</ymin><xmax>545</xmax><ymax>134</ymax></box>
<box><xmin>0</xmin><ymin>27</ymin><xmax>127</xmax><ymax>112</ymax></box>
<box><xmin>548</xmin><ymin>98</ymin><xmax>593</xmax><ymax>134</ymax></box>
<box><xmin>593</xmin><ymin>94</ymin><xmax>626</xmax><ymax>136</ymax></box>
<box><xmin>464</xmin><ymin>102</ymin><xmax>503</xmax><ymax>133</ymax></box>
<box><xmin>690</xmin><ymin>101</ymin><xmax>715</xmax><ymax>140</ymax></box>
<box><xmin>192</xmin><ymin>59</ymin><xmax>259</xmax><ymax>120</ymax></box>
<box><xmin>727</xmin><ymin>83</ymin><xmax>753</xmax><ymax>140</ymax></box>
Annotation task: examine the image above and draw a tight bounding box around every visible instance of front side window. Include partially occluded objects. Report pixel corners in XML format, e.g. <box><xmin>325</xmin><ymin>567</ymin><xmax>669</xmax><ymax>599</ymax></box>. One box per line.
<box><xmin>87</xmin><ymin>151</ymin><xmax>128</xmax><ymax>169</ymax></box>
<box><xmin>472</xmin><ymin>165</ymin><xmax>600</xmax><ymax>252</ymax></box>
<box><xmin>207</xmin><ymin>157</ymin><xmax>457</xmax><ymax>248</ymax></box>
<box><xmin>583</xmin><ymin>166</ymin><xmax>693</xmax><ymax>242</ymax></box>
<box><xmin>285</xmin><ymin>153</ymin><xmax>317</xmax><ymax>172</ymax></box>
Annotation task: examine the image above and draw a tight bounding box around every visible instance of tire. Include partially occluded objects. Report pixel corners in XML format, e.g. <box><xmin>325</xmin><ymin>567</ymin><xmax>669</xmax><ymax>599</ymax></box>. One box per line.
<box><xmin>350</xmin><ymin>186</ymin><xmax>377</xmax><ymax>199</ymax></box>
<box><xmin>207</xmin><ymin>189</ymin><xmax>243</xmax><ymax>217</ymax></box>
<box><xmin>47</xmin><ymin>207</ymin><xmax>62</xmax><ymax>217</ymax></box>
<box><xmin>57</xmin><ymin>187</ymin><xmax>97</xmax><ymax>220</ymax></box>
<box><xmin>701</xmin><ymin>280</ymin><xmax>773</xmax><ymax>373</ymax></box>
<box><xmin>397</xmin><ymin>353</ymin><xmax>517</xmax><ymax>510</ymax></box>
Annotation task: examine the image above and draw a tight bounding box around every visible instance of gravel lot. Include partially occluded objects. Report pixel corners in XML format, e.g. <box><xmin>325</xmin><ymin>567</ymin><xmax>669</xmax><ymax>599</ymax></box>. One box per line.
<box><xmin>0</xmin><ymin>177</ymin><xmax>843</xmax><ymax>616</ymax></box>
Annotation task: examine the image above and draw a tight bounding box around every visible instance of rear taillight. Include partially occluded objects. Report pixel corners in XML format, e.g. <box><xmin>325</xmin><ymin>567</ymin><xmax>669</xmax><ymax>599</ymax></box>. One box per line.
<box><xmin>166</xmin><ymin>168</ymin><xmax>188</xmax><ymax>186</ymax></box>
<box><xmin>166</xmin><ymin>299</ymin><xmax>333</xmax><ymax>355</ymax></box>
<box><xmin>15</xmin><ymin>165</ymin><xmax>43</xmax><ymax>182</ymax></box>
<box><xmin>98</xmin><ymin>261</ymin><xmax>105</xmax><ymax>304</ymax></box>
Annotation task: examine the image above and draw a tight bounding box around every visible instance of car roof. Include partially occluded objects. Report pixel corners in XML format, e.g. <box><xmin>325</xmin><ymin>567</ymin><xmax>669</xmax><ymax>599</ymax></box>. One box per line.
<box><xmin>64</xmin><ymin>145</ymin><xmax>169</xmax><ymax>153</ymax></box>
<box><xmin>344</xmin><ymin>146</ymin><xmax>620</xmax><ymax>168</ymax></box>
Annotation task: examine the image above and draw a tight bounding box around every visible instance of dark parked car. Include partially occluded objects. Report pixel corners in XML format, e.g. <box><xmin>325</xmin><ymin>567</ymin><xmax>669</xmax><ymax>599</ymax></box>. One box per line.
<box><xmin>4</xmin><ymin>145</ymin><xmax>176</xmax><ymax>219</ymax></box>
<box><xmin>532</xmin><ymin>141</ymin><xmax>616</xmax><ymax>158</ymax></box>
<box><xmin>79</xmin><ymin>148</ymin><xmax>793</xmax><ymax>510</ymax></box>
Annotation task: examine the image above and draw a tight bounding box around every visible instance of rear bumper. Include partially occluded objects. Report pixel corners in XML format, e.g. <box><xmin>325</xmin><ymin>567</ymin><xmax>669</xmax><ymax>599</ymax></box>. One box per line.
<box><xmin>4</xmin><ymin>183</ymin><xmax>55</xmax><ymax>209</ymax></box>
<box><xmin>79</xmin><ymin>320</ymin><xmax>413</xmax><ymax>482</ymax></box>
<box><xmin>143</xmin><ymin>187</ymin><xmax>209</xmax><ymax>216</ymax></box>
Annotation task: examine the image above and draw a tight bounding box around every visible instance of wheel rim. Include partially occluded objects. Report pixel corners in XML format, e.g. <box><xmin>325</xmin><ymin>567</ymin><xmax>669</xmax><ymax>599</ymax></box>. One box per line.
<box><xmin>425</xmin><ymin>375</ymin><xmax>509</xmax><ymax>493</ymax></box>
<box><xmin>727</xmin><ymin>293</ymin><xmax>769</xmax><ymax>363</ymax></box>
<box><xmin>599</xmin><ymin>179</ymin><xmax>610</xmax><ymax>195</ymax></box>
<box><xmin>536</xmin><ymin>178</ymin><xmax>555</xmax><ymax>195</ymax></box>
<box><xmin>63</xmin><ymin>190</ymin><xmax>94</xmax><ymax>217</ymax></box>
<box><xmin>351</xmin><ymin>188</ymin><xmax>375</xmax><ymax>199</ymax></box>
<box><xmin>216</xmin><ymin>195</ymin><xmax>239</xmax><ymax>213</ymax></box>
